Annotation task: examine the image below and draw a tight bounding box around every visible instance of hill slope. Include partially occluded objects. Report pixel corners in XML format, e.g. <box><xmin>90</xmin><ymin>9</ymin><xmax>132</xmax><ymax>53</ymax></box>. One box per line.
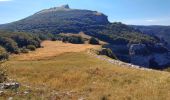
<box><xmin>131</xmin><ymin>25</ymin><xmax>170</xmax><ymax>48</ymax></box>
<box><xmin>1</xmin><ymin>41</ymin><xmax>170</xmax><ymax>100</ymax></box>
<box><xmin>0</xmin><ymin>5</ymin><xmax>109</xmax><ymax>34</ymax></box>
<box><xmin>0</xmin><ymin>5</ymin><xmax>156</xmax><ymax>44</ymax></box>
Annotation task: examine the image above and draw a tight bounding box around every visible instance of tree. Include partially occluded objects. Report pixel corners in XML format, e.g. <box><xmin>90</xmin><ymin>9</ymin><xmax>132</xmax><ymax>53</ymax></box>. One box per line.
<box><xmin>62</xmin><ymin>36</ymin><xmax>84</xmax><ymax>44</ymax></box>
<box><xmin>0</xmin><ymin>46</ymin><xmax>9</xmax><ymax>61</ymax></box>
<box><xmin>11</xmin><ymin>33</ymin><xmax>41</xmax><ymax>48</ymax></box>
<box><xmin>27</xmin><ymin>45</ymin><xmax>36</xmax><ymax>51</ymax></box>
<box><xmin>89</xmin><ymin>37</ymin><xmax>99</xmax><ymax>45</ymax></box>
<box><xmin>98</xmin><ymin>48</ymin><xmax>117</xmax><ymax>59</ymax></box>
<box><xmin>20</xmin><ymin>47</ymin><xmax>29</xmax><ymax>53</ymax></box>
<box><xmin>0</xmin><ymin>37</ymin><xmax>19</xmax><ymax>54</ymax></box>
<box><xmin>0</xmin><ymin>67</ymin><xmax>7</xmax><ymax>83</ymax></box>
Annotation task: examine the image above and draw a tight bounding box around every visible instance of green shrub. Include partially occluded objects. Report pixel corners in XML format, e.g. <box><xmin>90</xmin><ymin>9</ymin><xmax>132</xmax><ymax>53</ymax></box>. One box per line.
<box><xmin>0</xmin><ymin>37</ymin><xmax>19</xmax><ymax>54</ymax></box>
<box><xmin>0</xmin><ymin>67</ymin><xmax>7</xmax><ymax>83</ymax></box>
<box><xmin>62</xmin><ymin>36</ymin><xmax>84</xmax><ymax>44</ymax></box>
<box><xmin>89</xmin><ymin>37</ymin><xmax>99</xmax><ymax>45</ymax></box>
<box><xmin>27</xmin><ymin>45</ymin><xmax>36</xmax><ymax>51</ymax></box>
<box><xmin>51</xmin><ymin>37</ymin><xmax>57</xmax><ymax>41</ymax></box>
<box><xmin>0</xmin><ymin>31</ymin><xmax>41</xmax><ymax>54</ymax></box>
<box><xmin>99</xmin><ymin>48</ymin><xmax>117</xmax><ymax>59</ymax></box>
<box><xmin>20</xmin><ymin>47</ymin><xmax>29</xmax><ymax>53</ymax></box>
<box><xmin>0</xmin><ymin>46</ymin><xmax>9</xmax><ymax>61</ymax></box>
<box><xmin>11</xmin><ymin>33</ymin><xmax>41</xmax><ymax>48</ymax></box>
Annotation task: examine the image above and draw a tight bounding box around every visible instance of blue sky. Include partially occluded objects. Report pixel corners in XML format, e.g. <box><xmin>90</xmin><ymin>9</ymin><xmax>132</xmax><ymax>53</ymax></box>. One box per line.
<box><xmin>0</xmin><ymin>0</ymin><xmax>170</xmax><ymax>25</ymax></box>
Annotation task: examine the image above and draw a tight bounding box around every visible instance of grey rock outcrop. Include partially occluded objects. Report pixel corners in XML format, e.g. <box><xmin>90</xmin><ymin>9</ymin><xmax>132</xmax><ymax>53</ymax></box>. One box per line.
<box><xmin>129</xmin><ymin>43</ymin><xmax>170</xmax><ymax>69</ymax></box>
<box><xmin>0</xmin><ymin>82</ymin><xmax>20</xmax><ymax>90</ymax></box>
<box><xmin>61</xmin><ymin>4</ymin><xmax>70</xmax><ymax>9</ymax></box>
<box><xmin>129</xmin><ymin>44</ymin><xmax>149</xmax><ymax>55</ymax></box>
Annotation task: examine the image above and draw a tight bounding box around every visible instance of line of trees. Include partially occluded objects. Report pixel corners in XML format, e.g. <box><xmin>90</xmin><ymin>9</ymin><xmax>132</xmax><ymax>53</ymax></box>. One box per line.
<box><xmin>62</xmin><ymin>36</ymin><xmax>85</xmax><ymax>44</ymax></box>
<box><xmin>0</xmin><ymin>30</ymin><xmax>41</xmax><ymax>60</ymax></box>
<box><xmin>0</xmin><ymin>30</ymin><xmax>102</xmax><ymax>61</ymax></box>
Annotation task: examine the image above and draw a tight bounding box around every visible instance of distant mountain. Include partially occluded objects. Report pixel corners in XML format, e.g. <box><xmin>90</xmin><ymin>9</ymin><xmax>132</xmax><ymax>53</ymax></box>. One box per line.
<box><xmin>1</xmin><ymin>5</ymin><xmax>170</xmax><ymax>69</ymax></box>
<box><xmin>131</xmin><ymin>25</ymin><xmax>170</xmax><ymax>48</ymax></box>
<box><xmin>0</xmin><ymin>5</ymin><xmax>109</xmax><ymax>34</ymax></box>
<box><xmin>0</xmin><ymin>5</ymin><xmax>155</xmax><ymax>43</ymax></box>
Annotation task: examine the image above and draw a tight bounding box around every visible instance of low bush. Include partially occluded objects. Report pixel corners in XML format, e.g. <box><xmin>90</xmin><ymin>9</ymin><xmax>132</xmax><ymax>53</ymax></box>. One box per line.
<box><xmin>27</xmin><ymin>45</ymin><xmax>36</xmax><ymax>51</ymax></box>
<box><xmin>0</xmin><ymin>37</ymin><xmax>19</xmax><ymax>54</ymax></box>
<box><xmin>0</xmin><ymin>68</ymin><xmax>7</xmax><ymax>83</ymax></box>
<box><xmin>51</xmin><ymin>37</ymin><xmax>57</xmax><ymax>41</ymax></box>
<box><xmin>89</xmin><ymin>37</ymin><xmax>99</xmax><ymax>45</ymax></box>
<box><xmin>0</xmin><ymin>31</ymin><xmax>41</xmax><ymax>54</ymax></box>
<box><xmin>98</xmin><ymin>48</ymin><xmax>117</xmax><ymax>59</ymax></box>
<box><xmin>0</xmin><ymin>46</ymin><xmax>9</xmax><ymax>61</ymax></box>
<box><xmin>62</xmin><ymin>36</ymin><xmax>84</xmax><ymax>44</ymax></box>
<box><xmin>20</xmin><ymin>47</ymin><xmax>29</xmax><ymax>53</ymax></box>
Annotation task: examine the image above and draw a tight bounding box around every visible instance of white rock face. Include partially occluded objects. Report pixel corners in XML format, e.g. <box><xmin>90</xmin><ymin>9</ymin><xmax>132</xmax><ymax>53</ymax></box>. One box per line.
<box><xmin>130</xmin><ymin>53</ymin><xmax>170</xmax><ymax>69</ymax></box>
<box><xmin>36</xmin><ymin>5</ymin><xmax>71</xmax><ymax>14</ymax></box>
<box><xmin>129</xmin><ymin>44</ymin><xmax>170</xmax><ymax>69</ymax></box>
<box><xmin>129</xmin><ymin>44</ymin><xmax>150</xmax><ymax>67</ymax></box>
<box><xmin>0</xmin><ymin>82</ymin><xmax>20</xmax><ymax>90</ymax></box>
<box><xmin>104</xmin><ymin>43</ymin><xmax>170</xmax><ymax>69</ymax></box>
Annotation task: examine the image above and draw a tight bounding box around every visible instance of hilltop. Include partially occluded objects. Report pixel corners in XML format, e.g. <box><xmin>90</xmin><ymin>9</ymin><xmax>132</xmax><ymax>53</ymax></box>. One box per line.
<box><xmin>0</xmin><ymin>5</ymin><xmax>109</xmax><ymax>34</ymax></box>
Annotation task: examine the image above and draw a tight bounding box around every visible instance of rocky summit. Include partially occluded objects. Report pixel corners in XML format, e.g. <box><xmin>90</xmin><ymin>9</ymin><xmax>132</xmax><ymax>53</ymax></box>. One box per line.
<box><xmin>0</xmin><ymin>5</ymin><xmax>109</xmax><ymax>34</ymax></box>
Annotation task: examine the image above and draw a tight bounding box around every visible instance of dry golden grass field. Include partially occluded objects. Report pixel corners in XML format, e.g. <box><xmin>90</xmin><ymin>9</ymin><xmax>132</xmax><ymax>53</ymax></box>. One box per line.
<box><xmin>1</xmin><ymin>41</ymin><xmax>170</xmax><ymax>100</ymax></box>
<box><xmin>12</xmin><ymin>41</ymin><xmax>100</xmax><ymax>61</ymax></box>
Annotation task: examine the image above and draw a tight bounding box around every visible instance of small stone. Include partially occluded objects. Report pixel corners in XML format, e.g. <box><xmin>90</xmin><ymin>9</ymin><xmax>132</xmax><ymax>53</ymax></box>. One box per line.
<box><xmin>78</xmin><ymin>97</ymin><xmax>85</xmax><ymax>100</ymax></box>
<box><xmin>24</xmin><ymin>91</ymin><xmax>29</xmax><ymax>94</ymax></box>
<box><xmin>8</xmin><ymin>97</ymin><xmax>13</xmax><ymax>100</ymax></box>
<box><xmin>0</xmin><ymin>90</ymin><xmax>4</xmax><ymax>95</ymax></box>
<box><xmin>0</xmin><ymin>82</ymin><xmax>20</xmax><ymax>90</ymax></box>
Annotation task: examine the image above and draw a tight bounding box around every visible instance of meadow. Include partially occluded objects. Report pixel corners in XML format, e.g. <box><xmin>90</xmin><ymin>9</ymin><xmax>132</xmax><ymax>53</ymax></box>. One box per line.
<box><xmin>1</xmin><ymin>41</ymin><xmax>170</xmax><ymax>100</ymax></box>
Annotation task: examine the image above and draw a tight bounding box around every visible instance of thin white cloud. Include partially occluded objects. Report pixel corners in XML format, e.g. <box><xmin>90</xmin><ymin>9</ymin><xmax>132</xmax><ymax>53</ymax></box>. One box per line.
<box><xmin>145</xmin><ymin>19</ymin><xmax>155</xmax><ymax>22</ymax></box>
<box><xmin>0</xmin><ymin>0</ymin><xmax>12</xmax><ymax>1</ymax></box>
<box><xmin>120</xmin><ymin>17</ymin><xmax>170</xmax><ymax>25</ymax></box>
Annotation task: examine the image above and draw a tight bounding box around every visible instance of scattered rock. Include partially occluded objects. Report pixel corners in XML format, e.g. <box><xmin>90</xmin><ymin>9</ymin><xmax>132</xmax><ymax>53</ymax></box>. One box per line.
<box><xmin>0</xmin><ymin>90</ymin><xmax>4</xmax><ymax>95</ymax></box>
<box><xmin>0</xmin><ymin>82</ymin><xmax>20</xmax><ymax>90</ymax></box>
<box><xmin>8</xmin><ymin>97</ymin><xmax>13</xmax><ymax>100</ymax></box>
<box><xmin>24</xmin><ymin>90</ymin><xmax>31</xmax><ymax>95</ymax></box>
<box><xmin>78</xmin><ymin>97</ymin><xmax>85</xmax><ymax>100</ymax></box>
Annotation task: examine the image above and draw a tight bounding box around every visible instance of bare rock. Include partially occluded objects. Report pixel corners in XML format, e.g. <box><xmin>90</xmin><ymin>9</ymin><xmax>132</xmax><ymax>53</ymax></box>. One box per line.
<box><xmin>0</xmin><ymin>82</ymin><xmax>20</xmax><ymax>90</ymax></box>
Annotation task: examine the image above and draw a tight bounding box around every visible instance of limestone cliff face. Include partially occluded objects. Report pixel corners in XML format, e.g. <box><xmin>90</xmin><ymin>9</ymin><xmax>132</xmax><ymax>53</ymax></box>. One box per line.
<box><xmin>129</xmin><ymin>43</ymin><xmax>170</xmax><ymax>69</ymax></box>
<box><xmin>131</xmin><ymin>25</ymin><xmax>170</xmax><ymax>50</ymax></box>
<box><xmin>104</xmin><ymin>43</ymin><xmax>170</xmax><ymax>69</ymax></box>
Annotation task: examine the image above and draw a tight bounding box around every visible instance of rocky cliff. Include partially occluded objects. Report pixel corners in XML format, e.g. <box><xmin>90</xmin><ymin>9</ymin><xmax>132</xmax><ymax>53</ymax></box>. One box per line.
<box><xmin>129</xmin><ymin>43</ymin><xmax>170</xmax><ymax>69</ymax></box>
